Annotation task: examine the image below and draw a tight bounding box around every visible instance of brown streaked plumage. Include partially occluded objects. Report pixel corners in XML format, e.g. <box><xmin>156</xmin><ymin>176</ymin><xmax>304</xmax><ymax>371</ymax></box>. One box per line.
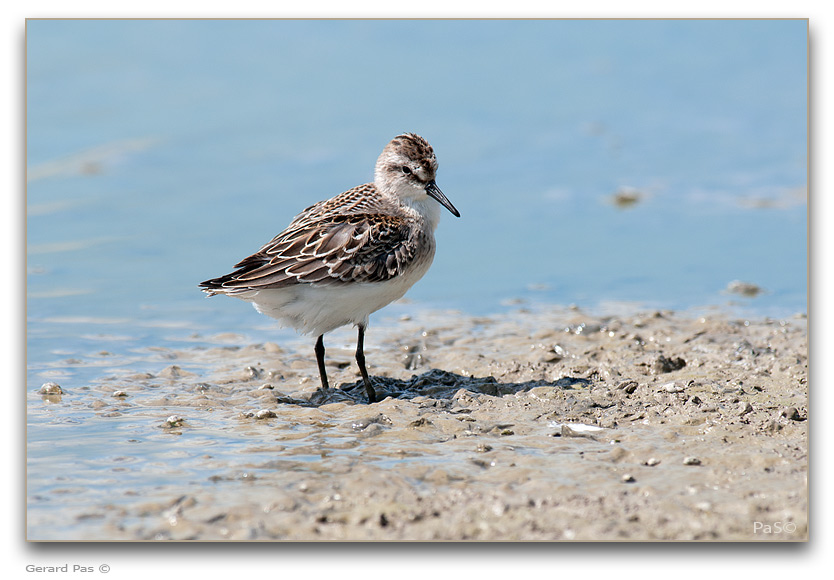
<box><xmin>200</xmin><ymin>133</ymin><xmax>459</xmax><ymax>403</ymax></box>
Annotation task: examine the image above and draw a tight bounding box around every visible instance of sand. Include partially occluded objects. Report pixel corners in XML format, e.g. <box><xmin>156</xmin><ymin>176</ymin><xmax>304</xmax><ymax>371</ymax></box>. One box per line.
<box><xmin>27</xmin><ymin>305</ymin><xmax>808</xmax><ymax>541</ymax></box>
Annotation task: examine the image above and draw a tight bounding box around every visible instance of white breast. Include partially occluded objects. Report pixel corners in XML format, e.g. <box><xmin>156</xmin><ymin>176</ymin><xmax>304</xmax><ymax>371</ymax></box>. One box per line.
<box><xmin>237</xmin><ymin>244</ymin><xmax>435</xmax><ymax>336</ymax></box>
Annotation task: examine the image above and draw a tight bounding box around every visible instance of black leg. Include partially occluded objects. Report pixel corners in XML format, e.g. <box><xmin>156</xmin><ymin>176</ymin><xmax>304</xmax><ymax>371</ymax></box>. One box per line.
<box><xmin>315</xmin><ymin>334</ymin><xmax>329</xmax><ymax>390</ymax></box>
<box><xmin>356</xmin><ymin>324</ymin><xmax>377</xmax><ymax>403</ymax></box>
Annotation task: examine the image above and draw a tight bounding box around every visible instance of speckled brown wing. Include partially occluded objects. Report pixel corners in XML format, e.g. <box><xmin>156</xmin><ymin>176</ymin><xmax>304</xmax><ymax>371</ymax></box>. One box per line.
<box><xmin>284</xmin><ymin>183</ymin><xmax>382</xmax><ymax>230</ymax></box>
<box><xmin>200</xmin><ymin>211</ymin><xmax>421</xmax><ymax>292</ymax></box>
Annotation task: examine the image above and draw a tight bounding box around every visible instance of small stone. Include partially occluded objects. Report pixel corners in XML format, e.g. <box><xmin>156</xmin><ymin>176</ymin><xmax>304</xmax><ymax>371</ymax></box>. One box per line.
<box><xmin>164</xmin><ymin>415</ymin><xmax>185</xmax><ymax>428</ymax></box>
<box><xmin>683</xmin><ymin>456</ymin><xmax>701</xmax><ymax>466</ymax></box>
<box><xmin>559</xmin><ymin>424</ymin><xmax>599</xmax><ymax>439</ymax></box>
<box><xmin>621</xmin><ymin>473</ymin><xmax>636</xmax><ymax>483</ymax></box>
<box><xmin>351</xmin><ymin>413</ymin><xmax>393</xmax><ymax>431</ymax></box>
<box><xmin>359</xmin><ymin>423</ymin><xmax>386</xmax><ymax>437</ymax></box>
<box><xmin>653</xmin><ymin>355</ymin><xmax>686</xmax><ymax>374</ymax></box>
<box><xmin>610</xmin><ymin>187</ymin><xmax>643</xmax><ymax>208</ymax></box>
<box><xmin>726</xmin><ymin>280</ymin><xmax>763</xmax><ymax>297</ymax></box>
<box><xmin>738</xmin><ymin>402</ymin><xmax>753</xmax><ymax>416</ymax></box>
<box><xmin>781</xmin><ymin>407</ymin><xmax>801</xmax><ymax>421</ymax></box>
<box><xmin>254</xmin><ymin>409</ymin><xmax>277</xmax><ymax>420</ymax></box>
<box><xmin>258</xmin><ymin>384</ymin><xmax>274</xmax><ymax>390</ymax></box>
<box><xmin>645</xmin><ymin>457</ymin><xmax>661</xmax><ymax>466</ymax></box>
<box><xmin>662</xmin><ymin>382</ymin><xmax>684</xmax><ymax>393</ymax></box>
<box><xmin>527</xmin><ymin>386</ymin><xmax>561</xmax><ymax>400</ymax></box>
<box><xmin>112</xmin><ymin>390</ymin><xmax>128</xmax><ymax>398</ymax></box>
<box><xmin>38</xmin><ymin>382</ymin><xmax>63</xmax><ymax>395</ymax></box>
<box><xmin>616</xmin><ymin>380</ymin><xmax>638</xmax><ymax>394</ymax></box>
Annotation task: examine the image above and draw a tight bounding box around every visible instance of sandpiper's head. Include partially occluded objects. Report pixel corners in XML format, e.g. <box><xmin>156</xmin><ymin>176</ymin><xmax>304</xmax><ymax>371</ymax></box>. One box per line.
<box><xmin>374</xmin><ymin>133</ymin><xmax>460</xmax><ymax>218</ymax></box>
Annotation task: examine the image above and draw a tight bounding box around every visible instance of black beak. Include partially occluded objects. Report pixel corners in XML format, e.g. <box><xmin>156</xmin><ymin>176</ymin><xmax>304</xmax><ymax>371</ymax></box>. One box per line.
<box><xmin>425</xmin><ymin>181</ymin><xmax>460</xmax><ymax>218</ymax></box>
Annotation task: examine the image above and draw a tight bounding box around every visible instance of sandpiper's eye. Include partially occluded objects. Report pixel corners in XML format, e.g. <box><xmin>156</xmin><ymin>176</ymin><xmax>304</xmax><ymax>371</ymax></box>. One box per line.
<box><xmin>401</xmin><ymin>166</ymin><xmax>412</xmax><ymax>175</ymax></box>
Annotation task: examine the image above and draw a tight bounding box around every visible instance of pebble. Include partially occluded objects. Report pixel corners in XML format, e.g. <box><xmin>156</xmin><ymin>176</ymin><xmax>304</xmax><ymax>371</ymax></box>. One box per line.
<box><xmin>255</xmin><ymin>409</ymin><xmax>277</xmax><ymax>420</ymax></box>
<box><xmin>164</xmin><ymin>415</ymin><xmax>185</xmax><ymax>428</ymax></box>
<box><xmin>738</xmin><ymin>402</ymin><xmax>753</xmax><ymax>416</ymax></box>
<box><xmin>351</xmin><ymin>414</ymin><xmax>393</xmax><ymax>431</ymax></box>
<box><xmin>662</xmin><ymin>382</ymin><xmax>684</xmax><ymax>393</ymax></box>
<box><xmin>683</xmin><ymin>456</ymin><xmax>702</xmax><ymax>466</ymax></box>
<box><xmin>558</xmin><ymin>424</ymin><xmax>602</xmax><ymax>439</ymax></box>
<box><xmin>645</xmin><ymin>457</ymin><xmax>661</xmax><ymax>466</ymax></box>
<box><xmin>616</xmin><ymin>380</ymin><xmax>639</xmax><ymax>394</ymax></box>
<box><xmin>726</xmin><ymin>280</ymin><xmax>763</xmax><ymax>297</ymax></box>
<box><xmin>38</xmin><ymin>382</ymin><xmax>63</xmax><ymax>395</ymax></box>
<box><xmin>621</xmin><ymin>473</ymin><xmax>636</xmax><ymax>483</ymax></box>
<box><xmin>610</xmin><ymin>187</ymin><xmax>643</xmax><ymax>208</ymax></box>
<box><xmin>781</xmin><ymin>407</ymin><xmax>801</xmax><ymax>421</ymax></box>
<box><xmin>358</xmin><ymin>423</ymin><xmax>387</xmax><ymax>437</ymax></box>
<box><xmin>527</xmin><ymin>386</ymin><xmax>561</xmax><ymax>400</ymax></box>
<box><xmin>653</xmin><ymin>355</ymin><xmax>687</xmax><ymax>374</ymax></box>
<box><xmin>112</xmin><ymin>390</ymin><xmax>128</xmax><ymax>398</ymax></box>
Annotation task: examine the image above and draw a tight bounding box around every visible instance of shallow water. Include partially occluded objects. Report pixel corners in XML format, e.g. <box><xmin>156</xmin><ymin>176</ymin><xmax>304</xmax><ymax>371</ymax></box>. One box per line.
<box><xmin>27</xmin><ymin>307</ymin><xmax>807</xmax><ymax>540</ymax></box>
<box><xmin>26</xmin><ymin>20</ymin><xmax>808</xmax><ymax>540</ymax></box>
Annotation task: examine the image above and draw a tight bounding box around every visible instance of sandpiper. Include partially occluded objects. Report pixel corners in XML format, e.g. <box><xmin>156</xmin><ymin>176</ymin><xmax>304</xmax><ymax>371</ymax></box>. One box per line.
<box><xmin>200</xmin><ymin>133</ymin><xmax>460</xmax><ymax>403</ymax></box>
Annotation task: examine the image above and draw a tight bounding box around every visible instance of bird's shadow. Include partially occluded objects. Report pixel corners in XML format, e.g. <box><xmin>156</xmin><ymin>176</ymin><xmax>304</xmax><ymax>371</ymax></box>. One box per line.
<box><xmin>276</xmin><ymin>368</ymin><xmax>592</xmax><ymax>407</ymax></box>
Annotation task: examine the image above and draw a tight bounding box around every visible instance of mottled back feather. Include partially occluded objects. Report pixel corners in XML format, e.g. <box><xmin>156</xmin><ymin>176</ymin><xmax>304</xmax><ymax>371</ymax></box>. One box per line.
<box><xmin>199</xmin><ymin>183</ymin><xmax>430</xmax><ymax>294</ymax></box>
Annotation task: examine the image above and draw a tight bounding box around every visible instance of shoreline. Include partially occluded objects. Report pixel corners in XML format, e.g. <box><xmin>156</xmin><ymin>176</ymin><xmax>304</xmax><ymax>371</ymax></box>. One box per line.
<box><xmin>28</xmin><ymin>305</ymin><xmax>808</xmax><ymax>541</ymax></box>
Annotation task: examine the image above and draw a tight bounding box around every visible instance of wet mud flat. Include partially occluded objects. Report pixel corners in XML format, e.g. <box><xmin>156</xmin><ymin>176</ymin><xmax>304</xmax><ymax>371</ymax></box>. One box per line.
<box><xmin>28</xmin><ymin>306</ymin><xmax>808</xmax><ymax>541</ymax></box>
